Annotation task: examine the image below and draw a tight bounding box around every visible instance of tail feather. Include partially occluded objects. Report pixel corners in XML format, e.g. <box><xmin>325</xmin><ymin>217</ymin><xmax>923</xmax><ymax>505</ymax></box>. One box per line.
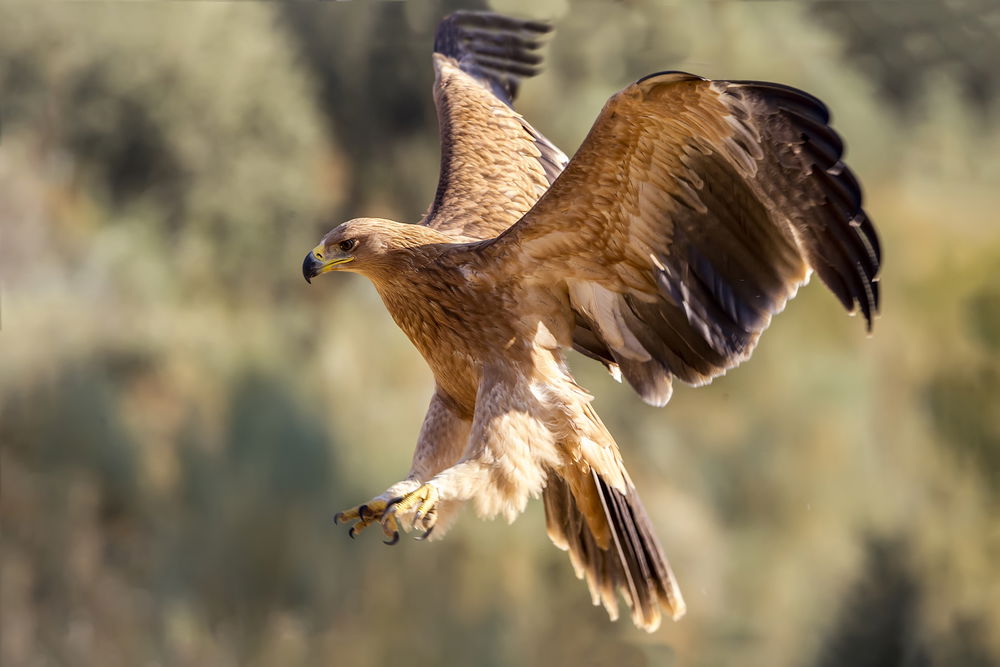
<box><xmin>543</xmin><ymin>471</ymin><xmax>685</xmax><ymax>631</ymax></box>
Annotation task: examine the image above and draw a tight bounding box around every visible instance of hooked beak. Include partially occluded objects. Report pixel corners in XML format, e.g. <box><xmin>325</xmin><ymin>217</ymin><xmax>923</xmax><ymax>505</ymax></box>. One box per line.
<box><xmin>302</xmin><ymin>245</ymin><xmax>353</xmax><ymax>284</ymax></box>
<box><xmin>302</xmin><ymin>253</ymin><xmax>322</xmax><ymax>284</ymax></box>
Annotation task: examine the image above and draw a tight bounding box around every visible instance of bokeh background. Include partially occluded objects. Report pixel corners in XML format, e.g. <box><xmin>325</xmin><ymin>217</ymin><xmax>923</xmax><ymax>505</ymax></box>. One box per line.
<box><xmin>2</xmin><ymin>1</ymin><xmax>999</xmax><ymax>665</ymax></box>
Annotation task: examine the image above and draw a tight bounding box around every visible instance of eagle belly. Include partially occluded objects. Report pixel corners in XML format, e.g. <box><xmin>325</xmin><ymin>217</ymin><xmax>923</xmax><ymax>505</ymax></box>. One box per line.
<box><xmin>465</xmin><ymin>319</ymin><xmax>614</xmax><ymax>523</ymax></box>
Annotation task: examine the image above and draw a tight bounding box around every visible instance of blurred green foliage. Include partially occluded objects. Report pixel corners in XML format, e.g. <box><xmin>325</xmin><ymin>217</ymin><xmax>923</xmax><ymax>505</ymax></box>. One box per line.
<box><xmin>2</xmin><ymin>1</ymin><xmax>999</xmax><ymax>666</ymax></box>
<box><xmin>810</xmin><ymin>0</ymin><xmax>1000</xmax><ymax>113</ymax></box>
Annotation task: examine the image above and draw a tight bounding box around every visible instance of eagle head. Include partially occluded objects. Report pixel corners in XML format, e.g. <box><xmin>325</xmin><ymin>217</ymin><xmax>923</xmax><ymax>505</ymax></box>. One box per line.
<box><xmin>301</xmin><ymin>218</ymin><xmax>397</xmax><ymax>283</ymax></box>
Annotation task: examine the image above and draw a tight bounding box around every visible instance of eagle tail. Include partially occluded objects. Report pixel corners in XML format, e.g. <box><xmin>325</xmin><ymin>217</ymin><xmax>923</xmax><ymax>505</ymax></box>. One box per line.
<box><xmin>543</xmin><ymin>470</ymin><xmax>685</xmax><ymax>631</ymax></box>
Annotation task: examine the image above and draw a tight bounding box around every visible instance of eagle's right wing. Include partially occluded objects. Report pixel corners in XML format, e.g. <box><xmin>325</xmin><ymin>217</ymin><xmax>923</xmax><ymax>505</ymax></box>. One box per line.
<box><xmin>420</xmin><ymin>12</ymin><xmax>568</xmax><ymax>240</ymax></box>
<box><xmin>480</xmin><ymin>72</ymin><xmax>881</xmax><ymax>406</ymax></box>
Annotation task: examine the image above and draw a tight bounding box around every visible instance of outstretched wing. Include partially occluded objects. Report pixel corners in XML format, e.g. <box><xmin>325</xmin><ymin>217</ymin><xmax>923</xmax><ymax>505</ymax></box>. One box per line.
<box><xmin>421</xmin><ymin>11</ymin><xmax>568</xmax><ymax>240</ymax></box>
<box><xmin>482</xmin><ymin>71</ymin><xmax>881</xmax><ymax>406</ymax></box>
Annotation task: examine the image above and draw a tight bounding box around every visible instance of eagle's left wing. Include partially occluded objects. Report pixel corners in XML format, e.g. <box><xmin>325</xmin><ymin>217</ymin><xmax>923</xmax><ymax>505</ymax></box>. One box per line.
<box><xmin>420</xmin><ymin>12</ymin><xmax>568</xmax><ymax>240</ymax></box>
<box><xmin>479</xmin><ymin>71</ymin><xmax>881</xmax><ymax>406</ymax></box>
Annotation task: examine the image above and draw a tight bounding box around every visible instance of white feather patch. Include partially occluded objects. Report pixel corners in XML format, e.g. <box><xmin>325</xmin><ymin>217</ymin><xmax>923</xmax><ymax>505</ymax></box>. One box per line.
<box><xmin>568</xmin><ymin>281</ymin><xmax>651</xmax><ymax>362</ymax></box>
<box><xmin>608</xmin><ymin>363</ymin><xmax>623</xmax><ymax>383</ymax></box>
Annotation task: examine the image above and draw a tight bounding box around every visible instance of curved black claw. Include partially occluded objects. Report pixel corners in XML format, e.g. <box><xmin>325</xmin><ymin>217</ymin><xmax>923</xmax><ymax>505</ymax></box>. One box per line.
<box><xmin>413</xmin><ymin>507</ymin><xmax>436</xmax><ymax>533</ymax></box>
<box><xmin>383</xmin><ymin>531</ymin><xmax>400</xmax><ymax>546</ymax></box>
<box><xmin>358</xmin><ymin>504</ymin><xmax>372</xmax><ymax>521</ymax></box>
<box><xmin>384</xmin><ymin>496</ymin><xmax>404</xmax><ymax>512</ymax></box>
<box><xmin>348</xmin><ymin>526</ymin><xmax>358</xmax><ymax>539</ymax></box>
<box><xmin>333</xmin><ymin>512</ymin><xmax>344</xmax><ymax>525</ymax></box>
<box><xmin>415</xmin><ymin>526</ymin><xmax>435</xmax><ymax>541</ymax></box>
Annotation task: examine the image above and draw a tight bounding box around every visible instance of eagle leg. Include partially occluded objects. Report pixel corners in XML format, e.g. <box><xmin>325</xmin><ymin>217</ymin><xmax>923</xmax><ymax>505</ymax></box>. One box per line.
<box><xmin>333</xmin><ymin>478</ymin><xmax>428</xmax><ymax>544</ymax></box>
<box><xmin>334</xmin><ymin>499</ymin><xmax>388</xmax><ymax>541</ymax></box>
<box><xmin>383</xmin><ymin>483</ymin><xmax>440</xmax><ymax>539</ymax></box>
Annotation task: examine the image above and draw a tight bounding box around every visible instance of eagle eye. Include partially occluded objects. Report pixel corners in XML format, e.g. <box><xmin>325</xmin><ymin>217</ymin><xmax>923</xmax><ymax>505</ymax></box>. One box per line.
<box><xmin>339</xmin><ymin>239</ymin><xmax>358</xmax><ymax>253</ymax></box>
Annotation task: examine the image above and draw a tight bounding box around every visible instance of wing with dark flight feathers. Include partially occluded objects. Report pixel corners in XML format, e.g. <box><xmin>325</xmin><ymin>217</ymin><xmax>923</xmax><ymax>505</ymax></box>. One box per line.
<box><xmin>421</xmin><ymin>11</ymin><xmax>568</xmax><ymax>240</ymax></box>
<box><xmin>483</xmin><ymin>71</ymin><xmax>881</xmax><ymax>406</ymax></box>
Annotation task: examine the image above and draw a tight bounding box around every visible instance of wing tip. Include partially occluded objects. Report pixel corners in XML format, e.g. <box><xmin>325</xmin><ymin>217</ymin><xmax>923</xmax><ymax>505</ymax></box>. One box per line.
<box><xmin>439</xmin><ymin>10</ymin><xmax>553</xmax><ymax>35</ymax></box>
<box><xmin>739</xmin><ymin>79</ymin><xmax>881</xmax><ymax>331</ymax></box>
<box><xmin>728</xmin><ymin>79</ymin><xmax>832</xmax><ymax>124</ymax></box>
<box><xmin>434</xmin><ymin>11</ymin><xmax>554</xmax><ymax>104</ymax></box>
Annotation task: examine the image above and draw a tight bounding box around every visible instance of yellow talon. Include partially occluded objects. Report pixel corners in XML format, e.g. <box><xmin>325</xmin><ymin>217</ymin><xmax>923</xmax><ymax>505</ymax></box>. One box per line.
<box><xmin>334</xmin><ymin>499</ymin><xmax>391</xmax><ymax>541</ymax></box>
<box><xmin>334</xmin><ymin>499</ymin><xmax>388</xmax><ymax>523</ymax></box>
<box><xmin>336</xmin><ymin>485</ymin><xmax>438</xmax><ymax>543</ymax></box>
<box><xmin>381</xmin><ymin>512</ymin><xmax>400</xmax><ymax>545</ymax></box>
<box><xmin>384</xmin><ymin>483</ymin><xmax>439</xmax><ymax>535</ymax></box>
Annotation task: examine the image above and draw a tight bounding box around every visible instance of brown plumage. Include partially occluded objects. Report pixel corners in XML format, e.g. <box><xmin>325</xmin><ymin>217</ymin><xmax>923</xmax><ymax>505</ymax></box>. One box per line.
<box><xmin>303</xmin><ymin>11</ymin><xmax>880</xmax><ymax>632</ymax></box>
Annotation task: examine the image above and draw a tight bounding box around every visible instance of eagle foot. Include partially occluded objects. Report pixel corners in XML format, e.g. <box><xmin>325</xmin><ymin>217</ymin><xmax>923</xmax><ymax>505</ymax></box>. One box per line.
<box><xmin>333</xmin><ymin>499</ymin><xmax>400</xmax><ymax>545</ymax></box>
<box><xmin>384</xmin><ymin>483</ymin><xmax>439</xmax><ymax>540</ymax></box>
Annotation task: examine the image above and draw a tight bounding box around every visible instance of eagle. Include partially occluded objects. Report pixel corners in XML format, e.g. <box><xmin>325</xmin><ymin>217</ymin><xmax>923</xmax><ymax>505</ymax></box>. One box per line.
<box><xmin>302</xmin><ymin>11</ymin><xmax>880</xmax><ymax>631</ymax></box>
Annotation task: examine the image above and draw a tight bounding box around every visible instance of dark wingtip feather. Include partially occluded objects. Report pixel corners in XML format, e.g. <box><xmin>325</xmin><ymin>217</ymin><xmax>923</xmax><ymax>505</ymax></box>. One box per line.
<box><xmin>729</xmin><ymin>79</ymin><xmax>881</xmax><ymax>330</ymax></box>
<box><xmin>434</xmin><ymin>11</ymin><xmax>553</xmax><ymax>105</ymax></box>
<box><xmin>445</xmin><ymin>10</ymin><xmax>552</xmax><ymax>35</ymax></box>
<box><xmin>731</xmin><ymin>79</ymin><xmax>831</xmax><ymax>124</ymax></box>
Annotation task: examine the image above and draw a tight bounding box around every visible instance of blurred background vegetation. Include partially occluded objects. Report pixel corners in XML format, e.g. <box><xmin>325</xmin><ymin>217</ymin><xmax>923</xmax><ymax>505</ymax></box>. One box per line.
<box><xmin>2</xmin><ymin>1</ymin><xmax>999</xmax><ymax>665</ymax></box>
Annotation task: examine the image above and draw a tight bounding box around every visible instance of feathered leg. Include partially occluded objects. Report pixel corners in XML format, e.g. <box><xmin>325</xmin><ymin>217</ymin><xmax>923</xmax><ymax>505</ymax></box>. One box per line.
<box><xmin>334</xmin><ymin>389</ymin><xmax>470</xmax><ymax>542</ymax></box>
<box><xmin>381</xmin><ymin>364</ymin><xmax>564</xmax><ymax>536</ymax></box>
